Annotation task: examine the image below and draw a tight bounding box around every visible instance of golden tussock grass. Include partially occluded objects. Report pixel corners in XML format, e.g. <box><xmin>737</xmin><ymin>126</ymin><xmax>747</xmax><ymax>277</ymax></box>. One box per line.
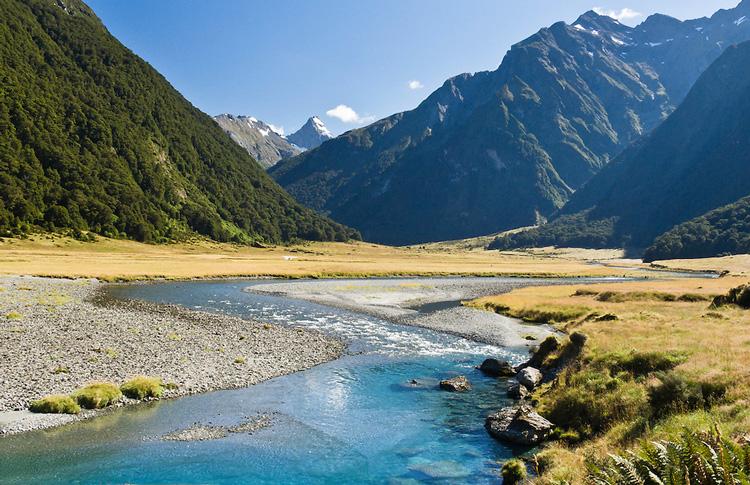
<box><xmin>0</xmin><ymin>235</ymin><xmax>633</xmax><ymax>281</ymax></box>
<box><xmin>467</xmin><ymin>275</ymin><xmax>750</xmax><ymax>483</ymax></box>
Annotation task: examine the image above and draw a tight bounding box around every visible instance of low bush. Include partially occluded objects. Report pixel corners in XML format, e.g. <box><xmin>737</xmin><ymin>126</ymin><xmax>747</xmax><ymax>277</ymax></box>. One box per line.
<box><xmin>72</xmin><ymin>382</ymin><xmax>122</xmax><ymax>409</ymax></box>
<box><xmin>596</xmin><ymin>291</ymin><xmax>677</xmax><ymax>303</ymax></box>
<box><xmin>597</xmin><ymin>350</ymin><xmax>686</xmax><ymax>377</ymax></box>
<box><xmin>572</xmin><ymin>289</ymin><xmax>599</xmax><ymax>297</ymax></box>
<box><xmin>648</xmin><ymin>372</ymin><xmax>727</xmax><ymax>418</ymax></box>
<box><xmin>587</xmin><ymin>428</ymin><xmax>750</xmax><ymax>484</ymax></box>
<box><xmin>711</xmin><ymin>283</ymin><xmax>750</xmax><ymax>309</ymax></box>
<box><xmin>539</xmin><ymin>369</ymin><xmax>648</xmax><ymax>438</ymax></box>
<box><xmin>677</xmin><ymin>293</ymin><xmax>711</xmax><ymax>302</ymax></box>
<box><xmin>509</xmin><ymin>305</ymin><xmax>591</xmax><ymax>324</ymax></box>
<box><xmin>120</xmin><ymin>376</ymin><xmax>163</xmax><ymax>399</ymax></box>
<box><xmin>501</xmin><ymin>459</ymin><xmax>527</xmax><ymax>484</ymax></box>
<box><xmin>29</xmin><ymin>395</ymin><xmax>80</xmax><ymax>414</ymax></box>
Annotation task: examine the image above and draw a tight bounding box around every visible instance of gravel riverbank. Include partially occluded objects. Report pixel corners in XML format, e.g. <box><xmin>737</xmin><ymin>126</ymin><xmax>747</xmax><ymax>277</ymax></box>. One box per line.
<box><xmin>249</xmin><ymin>277</ymin><xmax>566</xmax><ymax>348</ymax></box>
<box><xmin>0</xmin><ymin>276</ymin><xmax>343</xmax><ymax>435</ymax></box>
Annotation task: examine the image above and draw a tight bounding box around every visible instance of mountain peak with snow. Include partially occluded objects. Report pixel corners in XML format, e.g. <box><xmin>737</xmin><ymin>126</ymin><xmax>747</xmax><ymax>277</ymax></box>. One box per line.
<box><xmin>288</xmin><ymin>116</ymin><xmax>334</xmax><ymax>150</ymax></box>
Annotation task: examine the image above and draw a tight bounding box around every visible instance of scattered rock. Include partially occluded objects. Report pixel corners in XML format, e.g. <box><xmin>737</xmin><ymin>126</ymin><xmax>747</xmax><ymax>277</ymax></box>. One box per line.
<box><xmin>519</xmin><ymin>336</ymin><xmax>559</xmax><ymax>370</ymax></box>
<box><xmin>507</xmin><ymin>382</ymin><xmax>530</xmax><ymax>400</ymax></box>
<box><xmin>516</xmin><ymin>367</ymin><xmax>542</xmax><ymax>389</ymax></box>
<box><xmin>162</xmin><ymin>424</ymin><xmax>229</xmax><ymax>442</ymax></box>
<box><xmin>439</xmin><ymin>376</ymin><xmax>471</xmax><ymax>392</ymax></box>
<box><xmin>485</xmin><ymin>405</ymin><xmax>553</xmax><ymax>445</ymax></box>
<box><xmin>478</xmin><ymin>358</ymin><xmax>515</xmax><ymax>377</ymax></box>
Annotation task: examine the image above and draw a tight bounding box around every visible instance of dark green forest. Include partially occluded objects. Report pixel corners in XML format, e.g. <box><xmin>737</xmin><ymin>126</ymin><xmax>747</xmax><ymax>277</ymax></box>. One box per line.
<box><xmin>643</xmin><ymin>196</ymin><xmax>750</xmax><ymax>262</ymax></box>
<box><xmin>0</xmin><ymin>0</ymin><xmax>357</xmax><ymax>243</ymax></box>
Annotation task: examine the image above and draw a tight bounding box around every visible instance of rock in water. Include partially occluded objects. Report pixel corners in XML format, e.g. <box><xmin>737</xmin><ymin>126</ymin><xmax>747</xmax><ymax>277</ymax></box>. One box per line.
<box><xmin>516</xmin><ymin>367</ymin><xmax>542</xmax><ymax>389</ymax></box>
<box><xmin>479</xmin><ymin>358</ymin><xmax>515</xmax><ymax>377</ymax></box>
<box><xmin>485</xmin><ymin>405</ymin><xmax>553</xmax><ymax>445</ymax></box>
<box><xmin>507</xmin><ymin>382</ymin><xmax>530</xmax><ymax>400</ymax></box>
<box><xmin>439</xmin><ymin>376</ymin><xmax>471</xmax><ymax>392</ymax></box>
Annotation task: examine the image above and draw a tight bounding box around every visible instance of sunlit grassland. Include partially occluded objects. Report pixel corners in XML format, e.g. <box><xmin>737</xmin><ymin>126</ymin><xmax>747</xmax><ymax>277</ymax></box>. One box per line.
<box><xmin>466</xmin><ymin>276</ymin><xmax>750</xmax><ymax>483</ymax></box>
<box><xmin>0</xmin><ymin>235</ymin><xmax>636</xmax><ymax>281</ymax></box>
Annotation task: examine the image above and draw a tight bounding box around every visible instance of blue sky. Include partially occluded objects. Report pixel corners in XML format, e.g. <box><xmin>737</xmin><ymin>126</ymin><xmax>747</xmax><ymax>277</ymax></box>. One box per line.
<box><xmin>88</xmin><ymin>0</ymin><xmax>739</xmax><ymax>135</ymax></box>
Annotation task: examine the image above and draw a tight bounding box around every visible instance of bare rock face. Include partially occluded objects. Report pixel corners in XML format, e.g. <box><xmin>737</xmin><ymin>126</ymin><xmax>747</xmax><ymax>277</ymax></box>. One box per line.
<box><xmin>479</xmin><ymin>358</ymin><xmax>515</xmax><ymax>377</ymax></box>
<box><xmin>485</xmin><ymin>405</ymin><xmax>553</xmax><ymax>445</ymax></box>
<box><xmin>439</xmin><ymin>376</ymin><xmax>471</xmax><ymax>392</ymax></box>
<box><xmin>516</xmin><ymin>367</ymin><xmax>543</xmax><ymax>389</ymax></box>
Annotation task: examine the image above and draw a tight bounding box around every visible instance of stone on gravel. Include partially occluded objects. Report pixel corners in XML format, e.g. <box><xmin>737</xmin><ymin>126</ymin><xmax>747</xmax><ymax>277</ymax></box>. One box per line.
<box><xmin>485</xmin><ymin>405</ymin><xmax>553</xmax><ymax>445</ymax></box>
<box><xmin>516</xmin><ymin>367</ymin><xmax>542</xmax><ymax>389</ymax></box>
<box><xmin>439</xmin><ymin>376</ymin><xmax>471</xmax><ymax>392</ymax></box>
<box><xmin>478</xmin><ymin>358</ymin><xmax>515</xmax><ymax>377</ymax></box>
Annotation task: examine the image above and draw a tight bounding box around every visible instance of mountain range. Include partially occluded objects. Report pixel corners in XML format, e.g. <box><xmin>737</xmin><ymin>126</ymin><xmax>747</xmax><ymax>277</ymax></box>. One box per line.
<box><xmin>0</xmin><ymin>0</ymin><xmax>356</xmax><ymax>243</ymax></box>
<box><xmin>270</xmin><ymin>1</ymin><xmax>750</xmax><ymax>245</ymax></box>
<box><xmin>214</xmin><ymin>115</ymin><xmax>334</xmax><ymax>169</ymax></box>
<box><xmin>287</xmin><ymin>116</ymin><xmax>334</xmax><ymax>150</ymax></box>
<box><xmin>491</xmin><ymin>39</ymin><xmax>750</xmax><ymax>259</ymax></box>
<box><xmin>213</xmin><ymin>114</ymin><xmax>301</xmax><ymax>169</ymax></box>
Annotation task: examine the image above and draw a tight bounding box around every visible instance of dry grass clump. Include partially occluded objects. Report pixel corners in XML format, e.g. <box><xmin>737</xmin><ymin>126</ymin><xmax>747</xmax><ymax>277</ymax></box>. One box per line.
<box><xmin>120</xmin><ymin>376</ymin><xmax>163</xmax><ymax>399</ymax></box>
<box><xmin>29</xmin><ymin>395</ymin><xmax>80</xmax><ymax>414</ymax></box>
<box><xmin>71</xmin><ymin>382</ymin><xmax>122</xmax><ymax>409</ymax></box>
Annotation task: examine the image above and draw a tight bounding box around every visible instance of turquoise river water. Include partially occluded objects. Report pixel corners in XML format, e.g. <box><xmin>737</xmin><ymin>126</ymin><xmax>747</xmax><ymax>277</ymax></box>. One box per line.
<box><xmin>1</xmin><ymin>278</ymin><xmax>569</xmax><ymax>484</ymax></box>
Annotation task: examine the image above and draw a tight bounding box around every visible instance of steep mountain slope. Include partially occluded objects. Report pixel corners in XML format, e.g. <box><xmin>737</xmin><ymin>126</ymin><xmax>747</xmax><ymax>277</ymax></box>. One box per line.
<box><xmin>643</xmin><ymin>196</ymin><xmax>750</xmax><ymax>261</ymax></box>
<box><xmin>213</xmin><ymin>114</ymin><xmax>301</xmax><ymax>169</ymax></box>
<box><xmin>271</xmin><ymin>1</ymin><xmax>750</xmax><ymax>245</ymax></box>
<box><xmin>287</xmin><ymin>116</ymin><xmax>333</xmax><ymax>150</ymax></box>
<box><xmin>491</xmin><ymin>40</ymin><xmax>750</xmax><ymax>254</ymax></box>
<box><xmin>0</xmin><ymin>0</ymin><xmax>356</xmax><ymax>243</ymax></box>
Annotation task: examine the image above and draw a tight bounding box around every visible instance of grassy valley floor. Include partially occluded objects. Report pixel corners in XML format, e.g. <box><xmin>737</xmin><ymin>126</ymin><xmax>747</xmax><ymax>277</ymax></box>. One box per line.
<box><xmin>467</xmin><ymin>274</ymin><xmax>750</xmax><ymax>483</ymax></box>
<box><xmin>0</xmin><ymin>235</ymin><xmax>640</xmax><ymax>281</ymax></box>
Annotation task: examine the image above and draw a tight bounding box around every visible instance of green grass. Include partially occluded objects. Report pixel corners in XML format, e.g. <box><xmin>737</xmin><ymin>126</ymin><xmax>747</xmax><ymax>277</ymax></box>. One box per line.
<box><xmin>5</xmin><ymin>311</ymin><xmax>22</xmax><ymax>320</ymax></box>
<box><xmin>29</xmin><ymin>395</ymin><xmax>80</xmax><ymax>414</ymax></box>
<box><xmin>71</xmin><ymin>382</ymin><xmax>122</xmax><ymax>409</ymax></box>
<box><xmin>120</xmin><ymin>376</ymin><xmax>164</xmax><ymax>399</ymax></box>
<box><xmin>502</xmin><ymin>304</ymin><xmax>591</xmax><ymax>324</ymax></box>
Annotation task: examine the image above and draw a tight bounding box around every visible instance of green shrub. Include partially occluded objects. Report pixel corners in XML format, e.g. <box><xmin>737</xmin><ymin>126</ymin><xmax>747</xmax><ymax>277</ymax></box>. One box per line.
<box><xmin>501</xmin><ymin>459</ymin><xmax>527</xmax><ymax>484</ymax></box>
<box><xmin>647</xmin><ymin>372</ymin><xmax>726</xmax><ymax>418</ymax></box>
<box><xmin>597</xmin><ymin>350</ymin><xmax>686</xmax><ymax>377</ymax></box>
<box><xmin>596</xmin><ymin>291</ymin><xmax>677</xmax><ymax>303</ymax></box>
<box><xmin>677</xmin><ymin>293</ymin><xmax>710</xmax><ymax>302</ymax></box>
<box><xmin>587</xmin><ymin>428</ymin><xmax>750</xmax><ymax>484</ymax></box>
<box><xmin>711</xmin><ymin>283</ymin><xmax>750</xmax><ymax>309</ymax></box>
<box><xmin>5</xmin><ymin>311</ymin><xmax>22</xmax><ymax>320</ymax></box>
<box><xmin>71</xmin><ymin>382</ymin><xmax>122</xmax><ymax>409</ymax></box>
<box><xmin>572</xmin><ymin>289</ymin><xmax>599</xmax><ymax>297</ymax></box>
<box><xmin>120</xmin><ymin>376</ymin><xmax>164</xmax><ymax>399</ymax></box>
<box><xmin>540</xmin><ymin>370</ymin><xmax>648</xmax><ymax>438</ymax></box>
<box><xmin>29</xmin><ymin>395</ymin><xmax>80</xmax><ymax>414</ymax></box>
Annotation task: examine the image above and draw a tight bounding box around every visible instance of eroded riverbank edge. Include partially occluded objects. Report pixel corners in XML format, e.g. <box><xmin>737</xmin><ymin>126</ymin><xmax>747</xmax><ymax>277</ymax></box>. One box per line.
<box><xmin>0</xmin><ymin>276</ymin><xmax>344</xmax><ymax>436</ymax></box>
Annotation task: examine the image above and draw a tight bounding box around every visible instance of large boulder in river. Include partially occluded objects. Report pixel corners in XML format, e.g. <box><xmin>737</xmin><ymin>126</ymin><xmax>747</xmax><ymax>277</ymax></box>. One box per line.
<box><xmin>479</xmin><ymin>358</ymin><xmax>515</xmax><ymax>377</ymax></box>
<box><xmin>485</xmin><ymin>405</ymin><xmax>553</xmax><ymax>445</ymax></box>
<box><xmin>507</xmin><ymin>382</ymin><xmax>530</xmax><ymax>400</ymax></box>
<box><xmin>516</xmin><ymin>367</ymin><xmax>542</xmax><ymax>389</ymax></box>
<box><xmin>439</xmin><ymin>376</ymin><xmax>471</xmax><ymax>392</ymax></box>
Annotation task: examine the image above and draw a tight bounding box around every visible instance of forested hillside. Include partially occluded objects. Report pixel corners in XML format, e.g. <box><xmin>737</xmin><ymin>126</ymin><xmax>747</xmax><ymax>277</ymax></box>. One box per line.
<box><xmin>0</xmin><ymin>0</ymin><xmax>356</xmax><ymax>243</ymax></box>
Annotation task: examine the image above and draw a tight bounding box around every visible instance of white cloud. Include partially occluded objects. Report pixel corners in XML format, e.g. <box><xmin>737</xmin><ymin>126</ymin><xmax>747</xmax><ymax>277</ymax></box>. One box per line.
<box><xmin>592</xmin><ymin>6</ymin><xmax>642</xmax><ymax>22</ymax></box>
<box><xmin>267</xmin><ymin>123</ymin><xmax>284</xmax><ymax>136</ymax></box>
<box><xmin>325</xmin><ymin>104</ymin><xmax>374</xmax><ymax>124</ymax></box>
<box><xmin>408</xmin><ymin>80</ymin><xmax>424</xmax><ymax>90</ymax></box>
